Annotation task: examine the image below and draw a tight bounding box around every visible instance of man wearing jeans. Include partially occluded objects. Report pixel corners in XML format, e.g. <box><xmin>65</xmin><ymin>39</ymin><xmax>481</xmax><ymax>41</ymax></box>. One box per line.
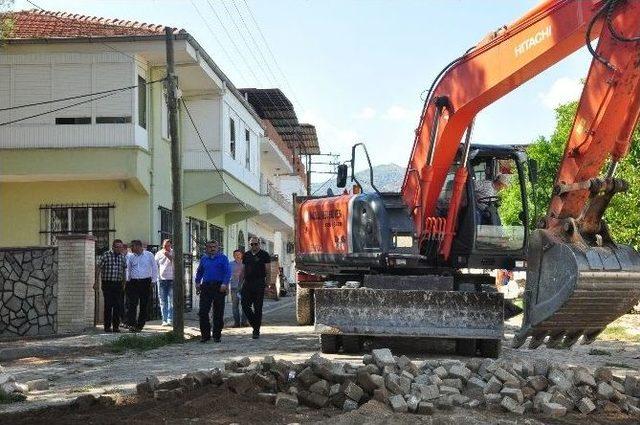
<box><xmin>155</xmin><ymin>239</ymin><xmax>174</xmax><ymax>326</ymax></box>
<box><xmin>195</xmin><ymin>240</ymin><xmax>230</xmax><ymax>343</ymax></box>
<box><xmin>126</xmin><ymin>240</ymin><xmax>158</xmax><ymax>332</ymax></box>
<box><xmin>229</xmin><ymin>249</ymin><xmax>247</xmax><ymax>327</ymax></box>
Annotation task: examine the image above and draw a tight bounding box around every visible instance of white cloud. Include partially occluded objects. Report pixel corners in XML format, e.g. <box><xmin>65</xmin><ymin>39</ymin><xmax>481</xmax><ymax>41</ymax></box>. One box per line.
<box><xmin>539</xmin><ymin>77</ymin><xmax>582</xmax><ymax>109</ymax></box>
<box><xmin>300</xmin><ymin>109</ymin><xmax>361</xmax><ymax>154</ymax></box>
<box><xmin>355</xmin><ymin>106</ymin><xmax>376</xmax><ymax>120</ymax></box>
<box><xmin>384</xmin><ymin>104</ymin><xmax>413</xmax><ymax>121</ymax></box>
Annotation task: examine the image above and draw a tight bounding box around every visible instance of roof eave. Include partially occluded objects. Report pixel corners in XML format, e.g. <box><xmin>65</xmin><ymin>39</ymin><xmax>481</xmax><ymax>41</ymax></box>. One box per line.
<box><xmin>4</xmin><ymin>32</ymin><xmax>266</xmax><ymax>131</ymax></box>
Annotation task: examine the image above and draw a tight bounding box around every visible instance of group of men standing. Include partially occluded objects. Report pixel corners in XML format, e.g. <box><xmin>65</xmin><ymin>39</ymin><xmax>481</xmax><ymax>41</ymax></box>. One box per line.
<box><xmin>195</xmin><ymin>237</ymin><xmax>271</xmax><ymax>343</ymax></box>
<box><xmin>96</xmin><ymin>239</ymin><xmax>175</xmax><ymax>333</ymax></box>
<box><xmin>96</xmin><ymin>236</ymin><xmax>271</xmax><ymax>343</ymax></box>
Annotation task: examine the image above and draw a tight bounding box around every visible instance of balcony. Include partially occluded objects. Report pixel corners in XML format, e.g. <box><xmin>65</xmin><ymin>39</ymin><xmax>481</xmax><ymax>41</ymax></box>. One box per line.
<box><xmin>0</xmin><ymin>147</ymin><xmax>151</xmax><ymax>193</ymax></box>
<box><xmin>256</xmin><ymin>174</ymin><xmax>293</xmax><ymax>231</ymax></box>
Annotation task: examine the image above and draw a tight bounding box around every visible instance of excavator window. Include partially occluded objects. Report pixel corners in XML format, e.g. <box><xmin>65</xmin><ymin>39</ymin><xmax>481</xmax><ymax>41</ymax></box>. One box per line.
<box><xmin>472</xmin><ymin>156</ymin><xmax>525</xmax><ymax>251</ymax></box>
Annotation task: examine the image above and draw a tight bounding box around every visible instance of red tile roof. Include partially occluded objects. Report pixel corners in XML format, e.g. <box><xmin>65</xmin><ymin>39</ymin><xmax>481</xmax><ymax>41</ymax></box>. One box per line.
<box><xmin>4</xmin><ymin>9</ymin><xmax>183</xmax><ymax>39</ymax></box>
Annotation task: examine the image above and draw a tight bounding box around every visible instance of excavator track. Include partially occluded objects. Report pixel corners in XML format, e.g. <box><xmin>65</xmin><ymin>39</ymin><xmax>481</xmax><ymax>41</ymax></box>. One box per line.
<box><xmin>513</xmin><ymin>229</ymin><xmax>640</xmax><ymax>349</ymax></box>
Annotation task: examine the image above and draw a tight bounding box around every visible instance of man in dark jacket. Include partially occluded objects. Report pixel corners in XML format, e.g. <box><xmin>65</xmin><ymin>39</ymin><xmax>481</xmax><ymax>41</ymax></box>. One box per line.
<box><xmin>242</xmin><ymin>237</ymin><xmax>271</xmax><ymax>339</ymax></box>
<box><xmin>195</xmin><ymin>240</ymin><xmax>231</xmax><ymax>343</ymax></box>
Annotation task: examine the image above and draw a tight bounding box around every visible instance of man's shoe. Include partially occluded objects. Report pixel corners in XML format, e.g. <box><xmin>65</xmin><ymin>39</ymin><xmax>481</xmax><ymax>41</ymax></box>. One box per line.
<box><xmin>113</xmin><ymin>328</ymin><xmax>121</xmax><ymax>333</ymax></box>
<box><xmin>161</xmin><ymin>321</ymin><xmax>168</xmax><ymax>326</ymax></box>
<box><xmin>104</xmin><ymin>328</ymin><xmax>112</xmax><ymax>333</ymax></box>
<box><xmin>212</xmin><ymin>338</ymin><xmax>221</xmax><ymax>343</ymax></box>
<box><xmin>252</xmin><ymin>331</ymin><xmax>260</xmax><ymax>339</ymax></box>
<box><xmin>200</xmin><ymin>337</ymin><xmax>210</xmax><ymax>343</ymax></box>
<box><xmin>129</xmin><ymin>327</ymin><xmax>140</xmax><ymax>333</ymax></box>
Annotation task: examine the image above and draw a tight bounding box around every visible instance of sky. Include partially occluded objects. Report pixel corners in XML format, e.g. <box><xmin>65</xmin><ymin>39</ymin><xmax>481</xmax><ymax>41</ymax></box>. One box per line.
<box><xmin>13</xmin><ymin>0</ymin><xmax>591</xmax><ymax>182</ymax></box>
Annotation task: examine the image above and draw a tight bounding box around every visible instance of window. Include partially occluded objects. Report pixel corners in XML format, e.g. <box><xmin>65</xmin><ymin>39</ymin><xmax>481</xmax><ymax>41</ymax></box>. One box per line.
<box><xmin>229</xmin><ymin>117</ymin><xmax>236</xmax><ymax>159</ymax></box>
<box><xmin>55</xmin><ymin>117</ymin><xmax>91</xmax><ymax>125</ymax></box>
<box><xmin>237</xmin><ymin>230</ymin><xmax>245</xmax><ymax>251</ymax></box>
<box><xmin>96</xmin><ymin>116</ymin><xmax>131</xmax><ymax>124</ymax></box>
<box><xmin>138</xmin><ymin>75</ymin><xmax>147</xmax><ymax>129</ymax></box>
<box><xmin>245</xmin><ymin>129</ymin><xmax>251</xmax><ymax>170</ymax></box>
<box><xmin>209</xmin><ymin>224</ymin><xmax>224</xmax><ymax>248</ymax></box>
<box><xmin>40</xmin><ymin>204</ymin><xmax>115</xmax><ymax>255</ymax></box>
<box><xmin>187</xmin><ymin>217</ymin><xmax>208</xmax><ymax>258</ymax></box>
<box><xmin>159</xmin><ymin>207</ymin><xmax>173</xmax><ymax>243</ymax></box>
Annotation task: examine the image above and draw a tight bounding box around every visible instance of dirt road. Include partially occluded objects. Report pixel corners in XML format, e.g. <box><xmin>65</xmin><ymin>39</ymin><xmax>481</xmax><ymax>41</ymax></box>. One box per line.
<box><xmin>1</xmin><ymin>296</ymin><xmax>639</xmax><ymax>424</ymax></box>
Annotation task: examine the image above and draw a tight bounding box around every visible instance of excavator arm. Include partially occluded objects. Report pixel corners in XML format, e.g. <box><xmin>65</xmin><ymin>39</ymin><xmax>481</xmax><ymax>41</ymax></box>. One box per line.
<box><xmin>401</xmin><ymin>0</ymin><xmax>640</xmax><ymax>349</ymax></box>
<box><xmin>402</xmin><ymin>0</ymin><xmax>640</xmax><ymax>259</ymax></box>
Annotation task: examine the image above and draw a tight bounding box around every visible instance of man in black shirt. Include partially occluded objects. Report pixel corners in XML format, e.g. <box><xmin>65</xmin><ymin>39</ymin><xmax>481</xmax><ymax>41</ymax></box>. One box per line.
<box><xmin>242</xmin><ymin>237</ymin><xmax>271</xmax><ymax>339</ymax></box>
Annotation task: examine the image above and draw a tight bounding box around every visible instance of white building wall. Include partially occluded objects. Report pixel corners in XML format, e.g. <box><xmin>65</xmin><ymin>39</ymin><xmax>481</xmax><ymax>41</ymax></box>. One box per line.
<box><xmin>0</xmin><ymin>52</ymin><xmax>141</xmax><ymax>149</ymax></box>
<box><xmin>221</xmin><ymin>90</ymin><xmax>262</xmax><ymax>192</ymax></box>
<box><xmin>181</xmin><ymin>96</ymin><xmax>223</xmax><ymax>170</ymax></box>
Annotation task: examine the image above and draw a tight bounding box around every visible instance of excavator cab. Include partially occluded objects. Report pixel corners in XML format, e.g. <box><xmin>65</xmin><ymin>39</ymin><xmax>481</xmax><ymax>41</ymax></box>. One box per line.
<box><xmin>437</xmin><ymin>144</ymin><xmax>530</xmax><ymax>270</ymax></box>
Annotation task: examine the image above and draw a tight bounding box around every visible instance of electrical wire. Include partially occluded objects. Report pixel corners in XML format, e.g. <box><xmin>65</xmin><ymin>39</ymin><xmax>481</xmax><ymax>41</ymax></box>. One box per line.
<box><xmin>179</xmin><ymin>97</ymin><xmax>251</xmax><ymax>211</ymax></box>
<box><xmin>0</xmin><ymin>81</ymin><xmax>162</xmax><ymax>112</ymax></box>
<box><xmin>188</xmin><ymin>0</ymin><xmax>250</xmax><ymax>85</ymax></box>
<box><xmin>0</xmin><ymin>78</ymin><xmax>164</xmax><ymax>126</ymax></box>
<box><xmin>240</xmin><ymin>0</ymin><xmax>306</xmax><ymax>115</ymax></box>
<box><xmin>196</xmin><ymin>0</ymin><xmax>321</xmax><ymax>191</ymax></box>
<box><xmin>222</xmin><ymin>0</ymin><xmax>278</xmax><ymax>88</ymax></box>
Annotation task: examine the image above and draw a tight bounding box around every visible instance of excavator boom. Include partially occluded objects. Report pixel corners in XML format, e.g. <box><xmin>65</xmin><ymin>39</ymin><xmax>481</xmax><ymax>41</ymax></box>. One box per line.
<box><xmin>402</xmin><ymin>0</ymin><xmax>640</xmax><ymax>348</ymax></box>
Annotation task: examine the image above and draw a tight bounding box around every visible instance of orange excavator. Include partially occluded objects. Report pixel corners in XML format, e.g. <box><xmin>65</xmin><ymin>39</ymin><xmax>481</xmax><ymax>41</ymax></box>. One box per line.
<box><xmin>294</xmin><ymin>0</ymin><xmax>640</xmax><ymax>357</ymax></box>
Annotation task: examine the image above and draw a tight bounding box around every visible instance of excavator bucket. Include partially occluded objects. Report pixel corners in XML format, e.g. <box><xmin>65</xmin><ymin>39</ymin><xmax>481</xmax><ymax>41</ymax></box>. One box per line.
<box><xmin>513</xmin><ymin>228</ymin><xmax>640</xmax><ymax>349</ymax></box>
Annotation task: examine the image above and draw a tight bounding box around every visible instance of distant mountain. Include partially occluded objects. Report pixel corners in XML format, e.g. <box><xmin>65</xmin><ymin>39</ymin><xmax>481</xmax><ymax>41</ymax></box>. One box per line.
<box><xmin>311</xmin><ymin>163</ymin><xmax>405</xmax><ymax>195</ymax></box>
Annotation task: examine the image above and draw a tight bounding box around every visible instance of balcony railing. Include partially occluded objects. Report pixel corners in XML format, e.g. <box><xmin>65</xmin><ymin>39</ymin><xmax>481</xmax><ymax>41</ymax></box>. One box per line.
<box><xmin>260</xmin><ymin>174</ymin><xmax>293</xmax><ymax>213</ymax></box>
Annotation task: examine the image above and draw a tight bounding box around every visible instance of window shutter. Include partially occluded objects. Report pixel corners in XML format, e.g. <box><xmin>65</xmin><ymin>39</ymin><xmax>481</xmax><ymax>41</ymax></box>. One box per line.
<box><xmin>13</xmin><ymin>65</ymin><xmax>51</xmax><ymax>124</ymax></box>
<box><xmin>53</xmin><ymin>64</ymin><xmax>92</xmax><ymax>118</ymax></box>
<box><xmin>94</xmin><ymin>63</ymin><xmax>133</xmax><ymax>118</ymax></box>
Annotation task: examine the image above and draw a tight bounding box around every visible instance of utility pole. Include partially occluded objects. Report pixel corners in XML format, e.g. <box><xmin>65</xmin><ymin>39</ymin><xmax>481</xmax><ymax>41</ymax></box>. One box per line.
<box><xmin>165</xmin><ymin>27</ymin><xmax>184</xmax><ymax>339</ymax></box>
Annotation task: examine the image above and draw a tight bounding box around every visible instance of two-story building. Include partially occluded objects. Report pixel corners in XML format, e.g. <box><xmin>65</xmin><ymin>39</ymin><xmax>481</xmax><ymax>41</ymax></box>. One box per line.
<box><xmin>0</xmin><ymin>10</ymin><xmax>312</xmax><ymax>301</ymax></box>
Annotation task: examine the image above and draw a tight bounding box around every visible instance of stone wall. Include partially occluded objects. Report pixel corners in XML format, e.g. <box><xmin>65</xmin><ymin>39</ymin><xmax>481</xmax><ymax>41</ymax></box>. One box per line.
<box><xmin>0</xmin><ymin>247</ymin><xmax>58</xmax><ymax>338</ymax></box>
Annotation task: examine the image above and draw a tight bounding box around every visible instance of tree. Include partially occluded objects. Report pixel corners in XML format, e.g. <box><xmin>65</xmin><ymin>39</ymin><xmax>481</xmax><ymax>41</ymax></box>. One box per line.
<box><xmin>498</xmin><ymin>101</ymin><xmax>640</xmax><ymax>249</ymax></box>
<box><xmin>0</xmin><ymin>0</ymin><xmax>14</xmax><ymax>41</ymax></box>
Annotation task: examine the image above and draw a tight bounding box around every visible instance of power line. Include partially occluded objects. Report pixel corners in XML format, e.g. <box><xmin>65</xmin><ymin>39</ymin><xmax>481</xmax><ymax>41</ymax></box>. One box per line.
<box><xmin>188</xmin><ymin>0</ymin><xmax>250</xmax><ymax>85</ymax></box>
<box><xmin>0</xmin><ymin>78</ymin><xmax>165</xmax><ymax>126</ymax></box>
<box><xmin>203</xmin><ymin>0</ymin><xmax>314</xmax><ymax>185</ymax></box>
<box><xmin>180</xmin><ymin>97</ymin><xmax>250</xmax><ymax>211</ymax></box>
<box><xmin>223</xmin><ymin>0</ymin><xmax>278</xmax><ymax>87</ymax></box>
<box><xmin>205</xmin><ymin>0</ymin><xmax>259</xmax><ymax>85</ymax></box>
<box><xmin>0</xmin><ymin>81</ymin><xmax>157</xmax><ymax>112</ymax></box>
<box><xmin>239</xmin><ymin>0</ymin><xmax>306</xmax><ymax>115</ymax></box>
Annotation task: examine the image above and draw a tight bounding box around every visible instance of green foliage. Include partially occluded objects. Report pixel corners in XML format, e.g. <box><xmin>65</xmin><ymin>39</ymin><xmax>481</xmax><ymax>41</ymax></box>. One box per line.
<box><xmin>106</xmin><ymin>331</ymin><xmax>186</xmax><ymax>353</ymax></box>
<box><xmin>498</xmin><ymin>101</ymin><xmax>640</xmax><ymax>249</ymax></box>
<box><xmin>0</xmin><ymin>0</ymin><xmax>14</xmax><ymax>41</ymax></box>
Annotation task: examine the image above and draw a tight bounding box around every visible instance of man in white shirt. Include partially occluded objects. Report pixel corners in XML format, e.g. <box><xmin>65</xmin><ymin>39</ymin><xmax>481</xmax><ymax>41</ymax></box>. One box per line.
<box><xmin>155</xmin><ymin>239</ymin><xmax>174</xmax><ymax>326</ymax></box>
<box><xmin>126</xmin><ymin>240</ymin><xmax>158</xmax><ymax>332</ymax></box>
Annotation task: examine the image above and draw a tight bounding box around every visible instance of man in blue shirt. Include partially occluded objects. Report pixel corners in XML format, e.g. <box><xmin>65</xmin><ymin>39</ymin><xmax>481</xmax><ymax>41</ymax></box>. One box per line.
<box><xmin>195</xmin><ymin>240</ymin><xmax>231</xmax><ymax>343</ymax></box>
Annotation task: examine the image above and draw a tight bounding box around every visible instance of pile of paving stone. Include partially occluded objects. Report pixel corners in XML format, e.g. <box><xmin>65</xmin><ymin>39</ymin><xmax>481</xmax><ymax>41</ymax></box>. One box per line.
<box><xmin>0</xmin><ymin>369</ymin><xmax>50</xmax><ymax>402</ymax></box>
<box><xmin>130</xmin><ymin>348</ymin><xmax>640</xmax><ymax>418</ymax></box>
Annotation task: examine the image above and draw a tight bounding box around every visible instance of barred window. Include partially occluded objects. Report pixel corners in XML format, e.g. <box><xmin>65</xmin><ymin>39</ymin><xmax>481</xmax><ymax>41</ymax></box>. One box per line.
<box><xmin>159</xmin><ymin>206</ymin><xmax>173</xmax><ymax>244</ymax></box>
<box><xmin>40</xmin><ymin>203</ymin><xmax>115</xmax><ymax>255</ymax></box>
<box><xmin>209</xmin><ymin>224</ymin><xmax>223</xmax><ymax>248</ymax></box>
<box><xmin>187</xmin><ymin>217</ymin><xmax>208</xmax><ymax>258</ymax></box>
